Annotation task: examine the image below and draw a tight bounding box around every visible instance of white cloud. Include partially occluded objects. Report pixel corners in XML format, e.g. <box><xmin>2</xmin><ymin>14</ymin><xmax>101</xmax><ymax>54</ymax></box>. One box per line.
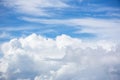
<box><xmin>3</xmin><ymin>0</ymin><xmax>69</xmax><ymax>16</ymax></box>
<box><xmin>22</xmin><ymin>17</ymin><xmax>120</xmax><ymax>40</ymax></box>
<box><xmin>22</xmin><ymin>17</ymin><xmax>120</xmax><ymax>28</ymax></box>
<box><xmin>0</xmin><ymin>33</ymin><xmax>120</xmax><ymax>80</ymax></box>
<box><xmin>0</xmin><ymin>26</ymin><xmax>39</xmax><ymax>31</ymax></box>
<box><xmin>3</xmin><ymin>0</ymin><xmax>119</xmax><ymax>17</ymax></box>
<box><xmin>0</xmin><ymin>60</ymin><xmax>8</xmax><ymax>73</ymax></box>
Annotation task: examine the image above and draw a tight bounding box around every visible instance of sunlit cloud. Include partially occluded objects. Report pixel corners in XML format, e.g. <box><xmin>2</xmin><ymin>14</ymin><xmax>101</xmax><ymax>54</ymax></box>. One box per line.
<box><xmin>0</xmin><ymin>34</ymin><xmax>120</xmax><ymax>80</ymax></box>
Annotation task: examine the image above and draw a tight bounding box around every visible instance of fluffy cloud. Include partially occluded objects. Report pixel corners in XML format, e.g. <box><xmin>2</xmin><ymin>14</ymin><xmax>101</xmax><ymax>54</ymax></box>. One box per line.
<box><xmin>0</xmin><ymin>33</ymin><xmax>120</xmax><ymax>80</ymax></box>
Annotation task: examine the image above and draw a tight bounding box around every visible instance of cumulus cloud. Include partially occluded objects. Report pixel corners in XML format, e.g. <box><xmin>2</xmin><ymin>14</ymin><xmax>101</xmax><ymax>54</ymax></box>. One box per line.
<box><xmin>0</xmin><ymin>33</ymin><xmax>120</xmax><ymax>80</ymax></box>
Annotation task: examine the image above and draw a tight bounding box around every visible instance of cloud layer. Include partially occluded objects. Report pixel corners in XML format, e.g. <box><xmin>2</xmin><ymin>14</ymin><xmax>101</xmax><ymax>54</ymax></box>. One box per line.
<box><xmin>2</xmin><ymin>0</ymin><xmax>69</xmax><ymax>16</ymax></box>
<box><xmin>0</xmin><ymin>34</ymin><xmax>120</xmax><ymax>80</ymax></box>
<box><xmin>22</xmin><ymin>17</ymin><xmax>120</xmax><ymax>40</ymax></box>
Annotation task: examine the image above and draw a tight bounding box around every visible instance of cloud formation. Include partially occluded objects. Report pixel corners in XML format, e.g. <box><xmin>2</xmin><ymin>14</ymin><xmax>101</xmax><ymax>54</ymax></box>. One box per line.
<box><xmin>2</xmin><ymin>0</ymin><xmax>69</xmax><ymax>16</ymax></box>
<box><xmin>22</xmin><ymin>17</ymin><xmax>120</xmax><ymax>40</ymax></box>
<box><xmin>2</xmin><ymin>0</ymin><xmax>120</xmax><ymax>18</ymax></box>
<box><xmin>0</xmin><ymin>33</ymin><xmax>120</xmax><ymax>80</ymax></box>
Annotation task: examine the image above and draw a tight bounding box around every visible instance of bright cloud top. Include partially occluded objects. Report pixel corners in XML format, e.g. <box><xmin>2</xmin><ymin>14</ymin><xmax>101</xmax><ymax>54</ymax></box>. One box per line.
<box><xmin>0</xmin><ymin>34</ymin><xmax>120</xmax><ymax>80</ymax></box>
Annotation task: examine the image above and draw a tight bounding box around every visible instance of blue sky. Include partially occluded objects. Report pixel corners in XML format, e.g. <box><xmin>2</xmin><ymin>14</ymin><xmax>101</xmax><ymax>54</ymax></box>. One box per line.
<box><xmin>0</xmin><ymin>0</ymin><xmax>120</xmax><ymax>42</ymax></box>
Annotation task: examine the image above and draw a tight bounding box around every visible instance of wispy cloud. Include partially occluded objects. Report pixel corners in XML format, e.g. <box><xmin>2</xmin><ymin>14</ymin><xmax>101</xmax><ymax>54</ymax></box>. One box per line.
<box><xmin>0</xmin><ymin>32</ymin><xmax>10</xmax><ymax>38</ymax></box>
<box><xmin>0</xmin><ymin>26</ymin><xmax>40</xmax><ymax>31</ymax></box>
<box><xmin>21</xmin><ymin>17</ymin><xmax>120</xmax><ymax>27</ymax></box>
<box><xmin>2</xmin><ymin>0</ymin><xmax>119</xmax><ymax>18</ymax></box>
<box><xmin>85</xmin><ymin>3</ymin><xmax>120</xmax><ymax>12</ymax></box>
<box><xmin>21</xmin><ymin>17</ymin><xmax>120</xmax><ymax>40</ymax></box>
<box><xmin>2</xmin><ymin>0</ymin><xmax>69</xmax><ymax>16</ymax></box>
<box><xmin>69</xmin><ymin>3</ymin><xmax>120</xmax><ymax>17</ymax></box>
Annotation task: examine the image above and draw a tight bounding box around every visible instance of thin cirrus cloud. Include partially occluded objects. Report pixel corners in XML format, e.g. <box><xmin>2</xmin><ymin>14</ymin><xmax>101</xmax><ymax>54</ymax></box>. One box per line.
<box><xmin>0</xmin><ymin>32</ymin><xmax>10</xmax><ymax>39</ymax></box>
<box><xmin>21</xmin><ymin>17</ymin><xmax>120</xmax><ymax>28</ymax></box>
<box><xmin>2</xmin><ymin>0</ymin><xmax>69</xmax><ymax>16</ymax></box>
<box><xmin>21</xmin><ymin>17</ymin><xmax>120</xmax><ymax>40</ymax></box>
<box><xmin>0</xmin><ymin>34</ymin><xmax>120</xmax><ymax>80</ymax></box>
<box><xmin>2</xmin><ymin>0</ymin><xmax>120</xmax><ymax>17</ymax></box>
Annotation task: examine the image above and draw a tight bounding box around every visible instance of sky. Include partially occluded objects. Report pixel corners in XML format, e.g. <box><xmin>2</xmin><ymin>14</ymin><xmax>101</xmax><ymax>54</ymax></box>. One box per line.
<box><xmin>0</xmin><ymin>0</ymin><xmax>120</xmax><ymax>80</ymax></box>
<box><xmin>0</xmin><ymin>0</ymin><xmax>120</xmax><ymax>41</ymax></box>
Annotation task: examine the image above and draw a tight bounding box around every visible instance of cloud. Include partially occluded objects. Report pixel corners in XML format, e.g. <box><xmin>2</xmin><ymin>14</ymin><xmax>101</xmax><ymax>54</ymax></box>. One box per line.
<box><xmin>84</xmin><ymin>3</ymin><xmax>120</xmax><ymax>13</ymax></box>
<box><xmin>0</xmin><ymin>26</ymin><xmax>41</xmax><ymax>31</ymax></box>
<box><xmin>22</xmin><ymin>17</ymin><xmax>120</xmax><ymax>40</ymax></box>
<box><xmin>2</xmin><ymin>0</ymin><xmax>120</xmax><ymax>18</ymax></box>
<box><xmin>0</xmin><ymin>32</ymin><xmax>11</xmax><ymax>39</ymax></box>
<box><xmin>0</xmin><ymin>33</ymin><xmax>120</xmax><ymax>80</ymax></box>
<box><xmin>2</xmin><ymin>0</ymin><xmax>69</xmax><ymax>16</ymax></box>
<box><xmin>22</xmin><ymin>17</ymin><xmax>120</xmax><ymax>28</ymax></box>
<box><xmin>0</xmin><ymin>32</ymin><xmax>13</xmax><ymax>43</ymax></box>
